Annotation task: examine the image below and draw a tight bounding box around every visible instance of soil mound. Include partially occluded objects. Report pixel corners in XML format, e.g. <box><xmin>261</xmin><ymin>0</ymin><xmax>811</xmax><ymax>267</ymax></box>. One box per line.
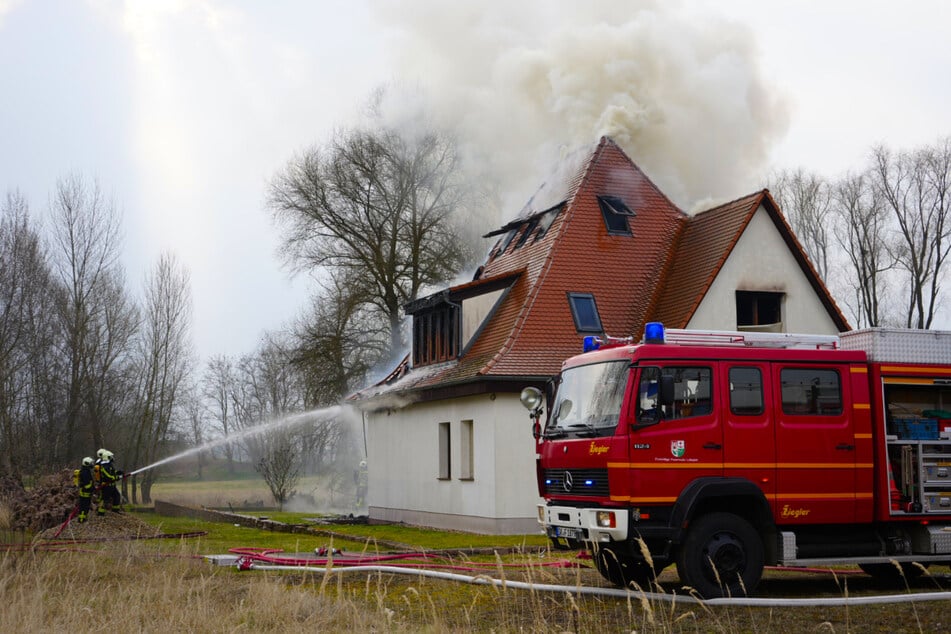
<box><xmin>34</xmin><ymin>509</ymin><xmax>163</xmax><ymax>541</ymax></box>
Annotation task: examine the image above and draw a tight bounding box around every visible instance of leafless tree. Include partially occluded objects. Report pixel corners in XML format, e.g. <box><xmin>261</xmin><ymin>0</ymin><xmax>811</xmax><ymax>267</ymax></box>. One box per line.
<box><xmin>872</xmin><ymin>139</ymin><xmax>951</xmax><ymax>328</ymax></box>
<box><xmin>269</xmin><ymin>125</ymin><xmax>476</xmax><ymax>356</ymax></box>
<box><xmin>290</xmin><ymin>272</ymin><xmax>389</xmax><ymax>407</ymax></box>
<box><xmin>129</xmin><ymin>253</ymin><xmax>193</xmax><ymax>503</ymax></box>
<box><xmin>769</xmin><ymin>168</ymin><xmax>834</xmax><ymax>281</ymax></box>
<box><xmin>0</xmin><ymin>192</ymin><xmax>59</xmax><ymax>475</ymax></box>
<box><xmin>255</xmin><ymin>429</ymin><xmax>302</xmax><ymax>511</ymax></box>
<box><xmin>47</xmin><ymin>174</ymin><xmax>130</xmax><ymax>463</ymax></box>
<box><xmin>202</xmin><ymin>354</ymin><xmax>237</xmax><ymax>474</ymax></box>
<box><xmin>831</xmin><ymin>172</ymin><xmax>896</xmax><ymax>328</ymax></box>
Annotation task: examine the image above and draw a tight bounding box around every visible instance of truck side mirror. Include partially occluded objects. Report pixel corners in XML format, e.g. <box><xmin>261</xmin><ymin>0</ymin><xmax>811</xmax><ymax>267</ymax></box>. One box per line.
<box><xmin>659</xmin><ymin>375</ymin><xmax>675</xmax><ymax>407</ymax></box>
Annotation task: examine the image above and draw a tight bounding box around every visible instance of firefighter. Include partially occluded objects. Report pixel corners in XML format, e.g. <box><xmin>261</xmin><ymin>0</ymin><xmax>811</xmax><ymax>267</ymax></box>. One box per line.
<box><xmin>95</xmin><ymin>449</ymin><xmax>123</xmax><ymax>514</ymax></box>
<box><xmin>76</xmin><ymin>457</ymin><xmax>95</xmax><ymax>523</ymax></box>
<box><xmin>354</xmin><ymin>460</ymin><xmax>368</xmax><ymax>508</ymax></box>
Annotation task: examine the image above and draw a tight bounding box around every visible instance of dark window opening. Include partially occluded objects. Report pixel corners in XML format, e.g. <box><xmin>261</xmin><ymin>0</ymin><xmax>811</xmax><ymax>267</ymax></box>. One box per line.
<box><xmin>597</xmin><ymin>195</ymin><xmax>635</xmax><ymax>235</ymax></box>
<box><xmin>535</xmin><ymin>207</ymin><xmax>561</xmax><ymax>242</ymax></box>
<box><xmin>567</xmin><ymin>292</ymin><xmax>603</xmax><ymax>333</ymax></box>
<box><xmin>514</xmin><ymin>219</ymin><xmax>539</xmax><ymax>249</ymax></box>
<box><xmin>412</xmin><ymin>303</ymin><xmax>460</xmax><ymax>366</ymax></box>
<box><xmin>736</xmin><ymin>291</ymin><xmax>783</xmax><ymax>329</ymax></box>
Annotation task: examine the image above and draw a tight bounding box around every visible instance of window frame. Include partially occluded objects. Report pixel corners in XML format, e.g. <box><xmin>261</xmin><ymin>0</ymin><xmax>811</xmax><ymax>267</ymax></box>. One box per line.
<box><xmin>597</xmin><ymin>195</ymin><xmax>635</xmax><ymax>235</ymax></box>
<box><xmin>567</xmin><ymin>292</ymin><xmax>603</xmax><ymax>334</ymax></box>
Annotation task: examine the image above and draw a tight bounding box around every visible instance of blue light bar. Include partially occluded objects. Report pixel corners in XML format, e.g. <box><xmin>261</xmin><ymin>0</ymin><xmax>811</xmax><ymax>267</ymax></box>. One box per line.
<box><xmin>582</xmin><ymin>335</ymin><xmax>602</xmax><ymax>352</ymax></box>
<box><xmin>644</xmin><ymin>322</ymin><xmax>665</xmax><ymax>344</ymax></box>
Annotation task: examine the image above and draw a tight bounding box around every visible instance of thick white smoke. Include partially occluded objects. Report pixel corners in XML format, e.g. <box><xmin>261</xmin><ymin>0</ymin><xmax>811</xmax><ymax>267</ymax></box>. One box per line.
<box><xmin>373</xmin><ymin>0</ymin><xmax>789</xmax><ymax>217</ymax></box>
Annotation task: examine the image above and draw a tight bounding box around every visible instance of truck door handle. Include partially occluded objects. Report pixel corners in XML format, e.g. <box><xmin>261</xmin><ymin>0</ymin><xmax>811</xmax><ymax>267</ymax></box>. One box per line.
<box><xmin>703</xmin><ymin>442</ymin><xmax>722</xmax><ymax>450</ymax></box>
<box><xmin>836</xmin><ymin>444</ymin><xmax>855</xmax><ymax>451</ymax></box>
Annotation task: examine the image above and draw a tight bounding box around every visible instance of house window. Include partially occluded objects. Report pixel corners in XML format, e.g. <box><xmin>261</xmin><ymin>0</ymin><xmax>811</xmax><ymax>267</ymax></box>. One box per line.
<box><xmin>597</xmin><ymin>195</ymin><xmax>635</xmax><ymax>235</ymax></box>
<box><xmin>780</xmin><ymin>368</ymin><xmax>842</xmax><ymax>416</ymax></box>
<box><xmin>412</xmin><ymin>303</ymin><xmax>460</xmax><ymax>366</ymax></box>
<box><xmin>567</xmin><ymin>292</ymin><xmax>603</xmax><ymax>333</ymax></box>
<box><xmin>438</xmin><ymin>422</ymin><xmax>451</xmax><ymax>479</ymax></box>
<box><xmin>736</xmin><ymin>291</ymin><xmax>784</xmax><ymax>332</ymax></box>
<box><xmin>514</xmin><ymin>219</ymin><xmax>538</xmax><ymax>250</ymax></box>
<box><xmin>459</xmin><ymin>420</ymin><xmax>474</xmax><ymax>480</ymax></box>
<box><xmin>534</xmin><ymin>206</ymin><xmax>562</xmax><ymax>242</ymax></box>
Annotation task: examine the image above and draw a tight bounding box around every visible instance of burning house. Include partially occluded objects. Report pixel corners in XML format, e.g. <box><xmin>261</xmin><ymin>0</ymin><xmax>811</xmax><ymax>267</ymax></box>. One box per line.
<box><xmin>352</xmin><ymin>137</ymin><xmax>848</xmax><ymax>534</ymax></box>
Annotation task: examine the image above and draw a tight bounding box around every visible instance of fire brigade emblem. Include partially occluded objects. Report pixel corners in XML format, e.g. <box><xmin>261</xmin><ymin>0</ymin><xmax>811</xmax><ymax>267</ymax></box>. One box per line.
<box><xmin>671</xmin><ymin>440</ymin><xmax>685</xmax><ymax>458</ymax></box>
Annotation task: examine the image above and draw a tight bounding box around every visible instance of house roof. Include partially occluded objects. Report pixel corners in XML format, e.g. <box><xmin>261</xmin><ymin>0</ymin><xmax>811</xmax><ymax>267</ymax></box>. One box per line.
<box><xmin>353</xmin><ymin>138</ymin><xmax>848</xmax><ymax>405</ymax></box>
<box><xmin>648</xmin><ymin>190</ymin><xmax>849</xmax><ymax>331</ymax></box>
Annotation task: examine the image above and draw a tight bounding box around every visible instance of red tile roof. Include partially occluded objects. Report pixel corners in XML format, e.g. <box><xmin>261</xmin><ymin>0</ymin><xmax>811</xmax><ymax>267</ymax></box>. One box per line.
<box><xmin>353</xmin><ymin>138</ymin><xmax>847</xmax><ymax>403</ymax></box>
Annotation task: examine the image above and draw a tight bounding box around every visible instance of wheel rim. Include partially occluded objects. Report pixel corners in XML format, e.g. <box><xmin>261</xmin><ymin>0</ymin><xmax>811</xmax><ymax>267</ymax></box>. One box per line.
<box><xmin>702</xmin><ymin>531</ymin><xmax>746</xmax><ymax>581</ymax></box>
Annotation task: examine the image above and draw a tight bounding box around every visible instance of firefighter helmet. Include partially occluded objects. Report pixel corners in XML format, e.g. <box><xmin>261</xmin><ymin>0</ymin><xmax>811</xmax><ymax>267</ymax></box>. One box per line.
<box><xmin>102</xmin><ymin>450</ymin><xmax>114</xmax><ymax>461</ymax></box>
<box><xmin>82</xmin><ymin>457</ymin><xmax>94</xmax><ymax>467</ymax></box>
<box><xmin>96</xmin><ymin>448</ymin><xmax>108</xmax><ymax>460</ymax></box>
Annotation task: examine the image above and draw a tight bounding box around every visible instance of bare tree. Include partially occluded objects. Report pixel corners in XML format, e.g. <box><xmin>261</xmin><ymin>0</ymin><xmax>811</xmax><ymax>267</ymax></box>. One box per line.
<box><xmin>129</xmin><ymin>253</ymin><xmax>193</xmax><ymax>503</ymax></box>
<box><xmin>291</xmin><ymin>272</ymin><xmax>390</xmax><ymax>407</ymax></box>
<box><xmin>202</xmin><ymin>355</ymin><xmax>237</xmax><ymax>474</ymax></box>
<box><xmin>255</xmin><ymin>430</ymin><xmax>302</xmax><ymax>510</ymax></box>
<box><xmin>47</xmin><ymin>174</ymin><xmax>129</xmax><ymax>464</ymax></box>
<box><xmin>872</xmin><ymin>139</ymin><xmax>951</xmax><ymax>328</ymax></box>
<box><xmin>769</xmin><ymin>168</ymin><xmax>834</xmax><ymax>281</ymax></box>
<box><xmin>831</xmin><ymin>172</ymin><xmax>896</xmax><ymax>328</ymax></box>
<box><xmin>0</xmin><ymin>192</ymin><xmax>59</xmax><ymax>475</ymax></box>
<box><xmin>269</xmin><ymin>125</ymin><xmax>476</xmax><ymax>356</ymax></box>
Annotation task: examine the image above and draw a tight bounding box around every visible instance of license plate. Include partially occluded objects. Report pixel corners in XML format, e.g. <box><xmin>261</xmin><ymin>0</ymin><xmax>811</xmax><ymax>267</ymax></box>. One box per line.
<box><xmin>553</xmin><ymin>526</ymin><xmax>583</xmax><ymax>540</ymax></box>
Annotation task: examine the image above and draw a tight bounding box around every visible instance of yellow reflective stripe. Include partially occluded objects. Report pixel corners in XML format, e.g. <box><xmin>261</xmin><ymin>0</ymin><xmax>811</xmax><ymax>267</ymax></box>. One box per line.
<box><xmin>853</xmin><ymin>403</ymin><xmax>870</xmax><ymax>409</ymax></box>
<box><xmin>854</xmin><ymin>433</ymin><xmax>872</xmax><ymax>439</ymax></box>
<box><xmin>881</xmin><ymin>365</ymin><xmax>951</xmax><ymax>375</ymax></box>
<box><xmin>850</xmin><ymin>366</ymin><xmax>868</xmax><ymax>373</ymax></box>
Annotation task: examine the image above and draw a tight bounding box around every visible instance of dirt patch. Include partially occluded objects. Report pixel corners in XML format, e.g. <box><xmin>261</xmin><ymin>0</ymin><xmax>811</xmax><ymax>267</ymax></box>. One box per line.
<box><xmin>0</xmin><ymin>469</ymin><xmax>161</xmax><ymax>541</ymax></box>
<box><xmin>34</xmin><ymin>509</ymin><xmax>163</xmax><ymax>541</ymax></box>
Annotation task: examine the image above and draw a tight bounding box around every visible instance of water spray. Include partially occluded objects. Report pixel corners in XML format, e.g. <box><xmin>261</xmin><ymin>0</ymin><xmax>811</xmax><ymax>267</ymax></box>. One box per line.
<box><xmin>125</xmin><ymin>405</ymin><xmax>344</xmax><ymax>477</ymax></box>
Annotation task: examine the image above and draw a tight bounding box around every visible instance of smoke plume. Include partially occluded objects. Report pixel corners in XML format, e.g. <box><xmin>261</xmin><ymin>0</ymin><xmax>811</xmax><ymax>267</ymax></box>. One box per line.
<box><xmin>374</xmin><ymin>0</ymin><xmax>789</xmax><ymax>217</ymax></box>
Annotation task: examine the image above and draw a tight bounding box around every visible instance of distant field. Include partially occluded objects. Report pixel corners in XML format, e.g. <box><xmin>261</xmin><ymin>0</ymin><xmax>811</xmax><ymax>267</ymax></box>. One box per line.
<box><xmin>149</xmin><ymin>473</ymin><xmax>354</xmax><ymax>513</ymax></box>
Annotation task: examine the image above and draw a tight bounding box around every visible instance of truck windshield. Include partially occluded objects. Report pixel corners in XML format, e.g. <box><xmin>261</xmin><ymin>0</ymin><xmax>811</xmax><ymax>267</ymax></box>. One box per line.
<box><xmin>547</xmin><ymin>360</ymin><xmax>630</xmax><ymax>436</ymax></box>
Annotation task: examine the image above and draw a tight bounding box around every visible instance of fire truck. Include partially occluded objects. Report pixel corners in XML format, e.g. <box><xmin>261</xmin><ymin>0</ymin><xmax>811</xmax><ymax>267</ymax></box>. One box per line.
<box><xmin>521</xmin><ymin>323</ymin><xmax>951</xmax><ymax>598</ymax></box>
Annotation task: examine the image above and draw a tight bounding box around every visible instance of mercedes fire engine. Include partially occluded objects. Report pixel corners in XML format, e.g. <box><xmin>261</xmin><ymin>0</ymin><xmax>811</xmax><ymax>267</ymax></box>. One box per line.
<box><xmin>521</xmin><ymin>323</ymin><xmax>951</xmax><ymax>598</ymax></box>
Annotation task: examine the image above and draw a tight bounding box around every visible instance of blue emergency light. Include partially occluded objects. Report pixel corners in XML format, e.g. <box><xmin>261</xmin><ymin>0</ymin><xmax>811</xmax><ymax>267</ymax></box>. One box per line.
<box><xmin>582</xmin><ymin>335</ymin><xmax>602</xmax><ymax>352</ymax></box>
<box><xmin>644</xmin><ymin>322</ymin><xmax>665</xmax><ymax>344</ymax></box>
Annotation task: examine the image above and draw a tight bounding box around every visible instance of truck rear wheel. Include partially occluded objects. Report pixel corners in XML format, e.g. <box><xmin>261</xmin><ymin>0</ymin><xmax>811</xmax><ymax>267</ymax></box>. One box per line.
<box><xmin>676</xmin><ymin>512</ymin><xmax>764</xmax><ymax>599</ymax></box>
<box><xmin>592</xmin><ymin>545</ymin><xmax>658</xmax><ymax>589</ymax></box>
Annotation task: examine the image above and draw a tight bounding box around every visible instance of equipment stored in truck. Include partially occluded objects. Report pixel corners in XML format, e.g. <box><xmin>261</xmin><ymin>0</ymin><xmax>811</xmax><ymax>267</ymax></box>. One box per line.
<box><xmin>522</xmin><ymin>323</ymin><xmax>951</xmax><ymax>598</ymax></box>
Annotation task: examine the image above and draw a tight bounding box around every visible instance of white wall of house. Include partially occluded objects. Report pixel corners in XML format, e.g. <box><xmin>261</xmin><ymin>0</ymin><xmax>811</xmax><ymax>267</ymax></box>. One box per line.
<box><xmin>687</xmin><ymin>205</ymin><xmax>841</xmax><ymax>335</ymax></box>
<box><xmin>365</xmin><ymin>392</ymin><xmax>543</xmax><ymax>534</ymax></box>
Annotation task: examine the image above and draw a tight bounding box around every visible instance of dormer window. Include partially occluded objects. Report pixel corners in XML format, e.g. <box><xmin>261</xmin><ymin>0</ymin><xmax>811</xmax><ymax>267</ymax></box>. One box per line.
<box><xmin>412</xmin><ymin>302</ymin><xmax>459</xmax><ymax>366</ymax></box>
<box><xmin>597</xmin><ymin>195</ymin><xmax>635</xmax><ymax>235</ymax></box>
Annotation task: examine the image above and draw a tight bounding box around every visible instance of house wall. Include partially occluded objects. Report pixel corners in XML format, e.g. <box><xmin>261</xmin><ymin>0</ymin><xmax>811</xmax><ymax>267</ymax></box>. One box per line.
<box><xmin>688</xmin><ymin>205</ymin><xmax>840</xmax><ymax>334</ymax></box>
<box><xmin>365</xmin><ymin>392</ymin><xmax>542</xmax><ymax>534</ymax></box>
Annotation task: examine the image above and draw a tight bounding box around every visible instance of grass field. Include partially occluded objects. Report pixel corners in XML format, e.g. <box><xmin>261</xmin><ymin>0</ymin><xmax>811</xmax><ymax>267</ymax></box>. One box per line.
<box><xmin>3</xmin><ymin>505</ymin><xmax>951</xmax><ymax>632</ymax></box>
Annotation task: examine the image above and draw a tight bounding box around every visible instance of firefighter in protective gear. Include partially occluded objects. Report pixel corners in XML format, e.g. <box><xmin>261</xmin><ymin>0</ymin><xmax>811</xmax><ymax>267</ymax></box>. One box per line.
<box><xmin>77</xmin><ymin>457</ymin><xmax>95</xmax><ymax>523</ymax></box>
<box><xmin>95</xmin><ymin>449</ymin><xmax>123</xmax><ymax>514</ymax></box>
<box><xmin>354</xmin><ymin>460</ymin><xmax>368</xmax><ymax>509</ymax></box>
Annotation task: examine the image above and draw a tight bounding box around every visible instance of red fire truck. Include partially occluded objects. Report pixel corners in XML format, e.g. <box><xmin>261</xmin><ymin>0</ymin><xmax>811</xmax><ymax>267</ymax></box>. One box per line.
<box><xmin>521</xmin><ymin>323</ymin><xmax>951</xmax><ymax>598</ymax></box>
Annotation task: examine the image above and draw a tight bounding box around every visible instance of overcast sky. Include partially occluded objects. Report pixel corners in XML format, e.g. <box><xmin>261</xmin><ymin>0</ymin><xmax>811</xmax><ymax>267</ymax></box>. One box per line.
<box><xmin>1</xmin><ymin>0</ymin><xmax>949</xmax><ymax>361</ymax></box>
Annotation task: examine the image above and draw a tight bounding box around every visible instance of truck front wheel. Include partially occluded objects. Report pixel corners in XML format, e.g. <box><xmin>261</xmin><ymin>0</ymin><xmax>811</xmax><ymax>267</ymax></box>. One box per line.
<box><xmin>592</xmin><ymin>545</ymin><xmax>658</xmax><ymax>589</ymax></box>
<box><xmin>676</xmin><ymin>512</ymin><xmax>764</xmax><ymax>599</ymax></box>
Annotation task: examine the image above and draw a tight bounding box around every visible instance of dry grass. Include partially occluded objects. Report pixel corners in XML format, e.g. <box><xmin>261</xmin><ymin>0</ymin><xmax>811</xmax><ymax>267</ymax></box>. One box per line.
<box><xmin>3</xmin><ymin>519</ymin><xmax>951</xmax><ymax>632</ymax></box>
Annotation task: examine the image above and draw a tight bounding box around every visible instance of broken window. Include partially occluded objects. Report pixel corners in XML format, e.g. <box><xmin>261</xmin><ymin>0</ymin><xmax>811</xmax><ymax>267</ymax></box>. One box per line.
<box><xmin>597</xmin><ymin>195</ymin><xmax>635</xmax><ymax>235</ymax></box>
<box><xmin>736</xmin><ymin>291</ymin><xmax>784</xmax><ymax>332</ymax></box>
<box><xmin>412</xmin><ymin>303</ymin><xmax>460</xmax><ymax>366</ymax></box>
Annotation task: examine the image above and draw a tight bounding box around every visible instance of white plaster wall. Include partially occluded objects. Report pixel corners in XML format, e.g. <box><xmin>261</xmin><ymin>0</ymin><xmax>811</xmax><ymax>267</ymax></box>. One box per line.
<box><xmin>365</xmin><ymin>392</ymin><xmax>541</xmax><ymax>533</ymax></box>
<box><xmin>688</xmin><ymin>205</ymin><xmax>840</xmax><ymax>335</ymax></box>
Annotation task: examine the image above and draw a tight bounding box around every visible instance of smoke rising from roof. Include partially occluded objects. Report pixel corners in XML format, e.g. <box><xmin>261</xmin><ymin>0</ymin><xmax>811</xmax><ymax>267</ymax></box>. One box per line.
<box><xmin>375</xmin><ymin>0</ymin><xmax>789</xmax><ymax>219</ymax></box>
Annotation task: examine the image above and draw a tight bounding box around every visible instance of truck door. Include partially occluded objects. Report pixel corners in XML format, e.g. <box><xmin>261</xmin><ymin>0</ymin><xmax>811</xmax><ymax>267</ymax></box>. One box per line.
<box><xmin>628</xmin><ymin>363</ymin><xmax>722</xmax><ymax>507</ymax></box>
<box><xmin>721</xmin><ymin>363</ymin><xmax>776</xmax><ymax>513</ymax></box>
<box><xmin>773</xmin><ymin>363</ymin><xmax>856</xmax><ymax>524</ymax></box>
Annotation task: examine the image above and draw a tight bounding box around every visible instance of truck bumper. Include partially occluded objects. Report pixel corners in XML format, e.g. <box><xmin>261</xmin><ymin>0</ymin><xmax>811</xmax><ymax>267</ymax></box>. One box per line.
<box><xmin>538</xmin><ymin>503</ymin><xmax>630</xmax><ymax>543</ymax></box>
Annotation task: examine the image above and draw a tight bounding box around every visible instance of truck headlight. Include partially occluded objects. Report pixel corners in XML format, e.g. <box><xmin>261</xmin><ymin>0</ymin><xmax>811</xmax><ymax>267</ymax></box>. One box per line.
<box><xmin>595</xmin><ymin>511</ymin><xmax>616</xmax><ymax>528</ymax></box>
<box><xmin>537</xmin><ymin>505</ymin><xmax>546</xmax><ymax>523</ymax></box>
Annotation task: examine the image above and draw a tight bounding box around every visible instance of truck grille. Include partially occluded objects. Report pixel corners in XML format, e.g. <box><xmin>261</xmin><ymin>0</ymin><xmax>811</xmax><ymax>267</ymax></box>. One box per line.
<box><xmin>543</xmin><ymin>468</ymin><xmax>609</xmax><ymax>496</ymax></box>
